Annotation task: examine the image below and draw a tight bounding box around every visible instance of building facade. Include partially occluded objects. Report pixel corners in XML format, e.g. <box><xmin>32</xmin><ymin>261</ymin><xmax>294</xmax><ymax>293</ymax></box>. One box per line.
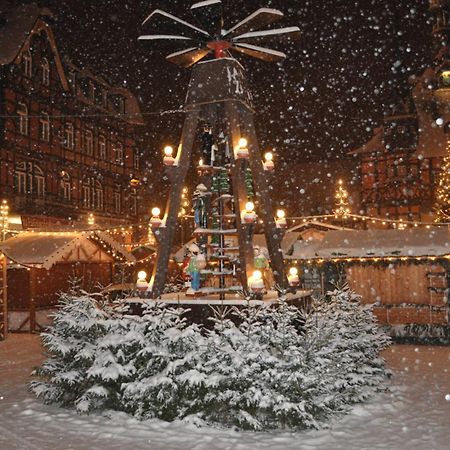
<box><xmin>352</xmin><ymin>0</ymin><xmax>450</xmax><ymax>221</ymax></box>
<box><xmin>0</xmin><ymin>4</ymin><xmax>145</xmax><ymax>228</ymax></box>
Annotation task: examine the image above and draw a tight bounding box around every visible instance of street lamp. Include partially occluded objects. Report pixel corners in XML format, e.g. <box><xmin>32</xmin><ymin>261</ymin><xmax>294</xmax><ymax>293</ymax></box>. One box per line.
<box><xmin>275</xmin><ymin>209</ymin><xmax>287</xmax><ymax>228</ymax></box>
<box><xmin>163</xmin><ymin>145</ymin><xmax>175</xmax><ymax>166</ymax></box>
<box><xmin>236</xmin><ymin>137</ymin><xmax>249</xmax><ymax>159</ymax></box>
<box><xmin>264</xmin><ymin>151</ymin><xmax>275</xmax><ymax>171</ymax></box>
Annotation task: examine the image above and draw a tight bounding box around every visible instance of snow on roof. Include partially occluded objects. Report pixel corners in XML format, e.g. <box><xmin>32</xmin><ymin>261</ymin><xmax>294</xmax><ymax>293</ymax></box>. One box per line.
<box><xmin>287</xmin><ymin>220</ymin><xmax>352</xmax><ymax>233</ymax></box>
<box><xmin>191</xmin><ymin>0</ymin><xmax>222</xmax><ymax>10</ymax></box>
<box><xmin>349</xmin><ymin>127</ymin><xmax>384</xmax><ymax>155</ymax></box>
<box><xmin>289</xmin><ymin>228</ymin><xmax>450</xmax><ymax>260</ymax></box>
<box><xmin>253</xmin><ymin>232</ymin><xmax>299</xmax><ymax>255</ymax></box>
<box><xmin>0</xmin><ymin>231</ymin><xmax>135</xmax><ymax>269</ymax></box>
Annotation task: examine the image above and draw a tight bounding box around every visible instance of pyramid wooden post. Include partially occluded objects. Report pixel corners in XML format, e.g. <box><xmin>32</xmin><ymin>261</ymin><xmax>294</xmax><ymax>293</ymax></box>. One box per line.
<box><xmin>148</xmin><ymin>58</ymin><xmax>288</xmax><ymax>298</ymax></box>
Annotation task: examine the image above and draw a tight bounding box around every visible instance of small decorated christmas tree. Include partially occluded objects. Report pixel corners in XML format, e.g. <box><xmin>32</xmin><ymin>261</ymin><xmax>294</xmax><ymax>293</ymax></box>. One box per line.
<box><xmin>434</xmin><ymin>154</ymin><xmax>450</xmax><ymax>222</ymax></box>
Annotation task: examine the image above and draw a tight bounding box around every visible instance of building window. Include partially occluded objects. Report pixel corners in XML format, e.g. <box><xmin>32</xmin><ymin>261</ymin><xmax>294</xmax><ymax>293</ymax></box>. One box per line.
<box><xmin>99</xmin><ymin>135</ymin><xmax>106</xmax><ymax>159</ymax></box>
<box><xmin>95</xmin><ymin>181</ymin><xmax>104</xmax><ymax>210</ymax></box>
<box><xmin>85</xmin><ymin>130</ymin><xmax>93</xmax><ymax>155</ymax></box>
<box><xmin>114</xmin><ymin>186</ymin><xmax>121</xmax><ymax>213</ymax></box>
<box><xmin>102</xmin><ymin>89</ymin><xmax>108</xmax><ymax>108</ymax></box>
<box><xmin>60</xmin><ymin>171</ymin><xmax>71</xmax><ymax>201</ymax></box>
<box><xmin>42</xmin><ymin>58</ymin><xmax>50</xmax><ymax>86</ymax></box>
<box><xmin>133</xmin><ymin>151</ymin><xmax>140</xmax><ymax>170</ymax></box>
<box><xmin>64</xmin><ymin>123</ymin><xmax>74</xmax><ymax>149</ymax></box>
<box><xmin>23</xmin><ymin>50</ymin><xmax>32</xmax><ymax>77</ymax></box>
<box><xmin>14</xmin><ymin>162</ymin><xmax>45</xmax><ymax>197</ymax></box>
<box><xmin>82</xmin><ymin>178</ymin><xmax>92</xmax><ymax>208</ymax></box>
<box><xmin>115</xmin><ymin>142</ymin><xmax>124</xmax><ymax>165</ymax></box>
<box><xmin>40</xmin><ymin>112</ymin><xmax>50</xmax><ymax>141</ymax></box>
<box><xmin>17</xmin><ymin>103</ymin><xmax>28</xmax><ymax>135</ymax></box>
<box><xmin>15</xmin><ymin>162</ymin><xmax>27</xmax><ymax>194</ymax></box>
<box><xmin>130</xmin><ymin>188</ymin><xmax>137</xmax><ymax>215</ymax></box>
<box><xmin>35</xmin><ymin>165</ymin><xmax>45</xmax><ymax>197</ymax></box>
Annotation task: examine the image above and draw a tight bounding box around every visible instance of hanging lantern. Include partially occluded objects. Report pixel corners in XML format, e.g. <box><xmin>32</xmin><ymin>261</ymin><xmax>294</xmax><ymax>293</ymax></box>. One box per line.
<box><xmin>236</xmin><ymin>137</ymin><xmax>249</xmax><ymax>159</ymax></box>
<box><xmin>263</xmin><ymin>151</ymin><xmax>275</xmax><ymax>171</ymax></box>
<box><xmin>249</xmin><ymin>270</ymin><xmax>264</xmax><ymax>293</ymax></box>
<box><xmin>242</xmin><ymin>201</ymin><xmax>257</xmax><ymax>224</ymax></box>
<box><xmin>130</xmin><ymin>177</ymin><xmax>140</xmax><ymax>187</ymax></box>
<box><xmin>275</xmin><ymin>209</ymin><xmax>287</xmax><ymax>228</ymax></box>
<box><xmin>288</xmin><ymin>267</ymin><xmax>300</xmax><ymax>287</ymax></box>
<box><xmin>163</xmin><ymin>145</ymin><xmax>175</xmax><ymax>166</ymax></box>
<box><xmin>150</xmin><ymin>207</ymin><xmax>163</xmax><ymax>229</ymax></box>
<box><xmin>136</xmin><ymin>270</ymin><xmax>149</xmax><ymax>294</ymax></box>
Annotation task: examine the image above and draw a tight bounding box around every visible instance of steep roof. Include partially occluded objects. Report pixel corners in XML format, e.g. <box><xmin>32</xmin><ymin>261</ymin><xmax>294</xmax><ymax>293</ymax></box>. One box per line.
<box><xmin>349</xmin><ymin>127</ymin><xmax>384</xmax><ymax>155</ymax></box>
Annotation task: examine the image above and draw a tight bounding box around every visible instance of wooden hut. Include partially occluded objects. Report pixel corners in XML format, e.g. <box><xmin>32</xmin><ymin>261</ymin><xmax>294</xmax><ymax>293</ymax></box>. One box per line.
<box><xmin>287</xmin><ymin>228</ymin><xmax>450</xmax><ymax>328</ymax></box>
<box><xmin>0</xmin><ymin>231</ymin><xmax>135</xmax><ymax>332</ymax></box>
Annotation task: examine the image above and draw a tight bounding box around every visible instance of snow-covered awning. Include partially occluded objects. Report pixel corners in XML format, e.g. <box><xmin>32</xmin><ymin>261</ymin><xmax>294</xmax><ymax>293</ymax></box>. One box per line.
<box><xmin>288</xmin><ymin>228</ymin><xmax>450</xmax><ymax>260</ymax></box>
<box><xmin>0</xmin><ymin>231</ymin><xmax>135</xmax><ymax>269</ymax></box>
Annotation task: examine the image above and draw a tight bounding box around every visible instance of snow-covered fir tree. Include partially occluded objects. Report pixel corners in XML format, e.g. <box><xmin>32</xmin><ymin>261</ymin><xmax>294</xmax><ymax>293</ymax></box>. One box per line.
<box><xmin>32</xmin><ymin>285</ymin><xmax>390</xmax><ymax>431</ymax></box>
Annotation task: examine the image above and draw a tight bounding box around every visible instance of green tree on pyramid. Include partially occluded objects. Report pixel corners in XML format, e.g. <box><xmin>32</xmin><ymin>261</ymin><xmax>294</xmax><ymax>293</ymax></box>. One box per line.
<box><xmin>434</xmin><ymin>154</ymin><xmax>450</xmax><ymax>222</ymax></box>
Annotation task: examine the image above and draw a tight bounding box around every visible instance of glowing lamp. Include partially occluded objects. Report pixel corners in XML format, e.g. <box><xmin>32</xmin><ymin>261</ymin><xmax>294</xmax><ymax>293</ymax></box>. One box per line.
<box><xmin>242</xmin><ymin>201</ymin><xmax>257</xmax><ymax>224</ymax></box>
<box><xmin>136</xmin><ymin>270</ymin><xmax>149</xmax><ymax>293</ymax></box>
<box><xmin>130</xmin><ymin>178</ymin><xmax>140</xmax><ymax>187</ymax></box>
<box><xmin>264</xmin><ymin>151</ymin><xmax>275</xmax><ymax>171</ymax></box>
<box><xmin>275</xmin><ymin>209</ymin><xmax>287</xmax><ymax>228</ymax></box>
<box><xmin>150</xmin><ymin>207</ymin><xmax>163</xmax><ymax>229</ymax></box>
<box><xmin>288</xmin><ymin>267</ymin><xmax>300</xmax><ymax>287</ymax></box>
<box><xmin>249</xmin><ymin>270</ymin><xmax>264</xmax><ymax>293</ymax></box>
<box><xmin>87</xmin><ymin>213</ymin><xmax>95</xmax><ymax>226</ymax></box>
<box><xmin>163</xmin><ymin>145</ymin><xmax>175</xmax><ymax>166</ymax></box>
<box><xmin>0</xmin><ymin>199</ymin><xmax>9</xmax><ymax>229</ymax></box>
<box><xmin>236</xmin><ymin>137</ymin><xmax>249</xmax><ymax>159</ymax></box>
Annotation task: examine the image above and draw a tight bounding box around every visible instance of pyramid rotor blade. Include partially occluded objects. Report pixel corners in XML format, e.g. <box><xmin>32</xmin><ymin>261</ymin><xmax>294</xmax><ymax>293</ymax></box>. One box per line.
<box><xmin>142</xmin><ymin>9</ymin><xmax>210</xmax><ymax>40</ymax></box>
<box><xmin>190</xmin><ymin>0</ymin><xmax>223</xmax><ymax>36</ymax></box>
<box><xmin>166</xmin><ymin>47</ymin><xmax>211</xmax><ymax>67</ymax></box>
<box><xmin>138</xmin><ymin>34</ymin><xmax>194</xmax><ymax>43</ymax></box>
<box><xmin>232</xmin><ymin>43</ymin><xmax>286</xmax><ymax>62</ymax></box>
<box><xmin>223</xmin><ymin>8</ymin><xmax>284</xmax><ymax>39</ymax></box>
<box><xmin>232</xmin><ymin>26</ymin><xmax>301</xmax><ymax>45</ymax></box>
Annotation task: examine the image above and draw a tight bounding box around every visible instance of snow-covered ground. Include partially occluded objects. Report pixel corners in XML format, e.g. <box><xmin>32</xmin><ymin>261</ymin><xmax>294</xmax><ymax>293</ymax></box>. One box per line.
<box><xmin>0</xmin><ymin>334</ymin><xmax>449</xmax><ymax>450</ymax></box>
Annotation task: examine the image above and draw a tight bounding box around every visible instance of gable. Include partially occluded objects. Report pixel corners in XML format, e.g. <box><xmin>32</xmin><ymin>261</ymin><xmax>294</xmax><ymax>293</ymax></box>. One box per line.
<box><xmin>14</xmin><ymin>17</ymin><xmax>69</xmax><ymax>91</ymax></box>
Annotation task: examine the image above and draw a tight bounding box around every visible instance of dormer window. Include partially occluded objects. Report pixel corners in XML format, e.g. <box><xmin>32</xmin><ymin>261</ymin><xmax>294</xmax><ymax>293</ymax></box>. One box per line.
<box><xmin>42</xmin><ymin>58</ymin><xmax>50</xmax><ymax>86</ymax></box>
<box><xmin>23</xmin><ymin>50</ymin><xmax>32</xmax><ymax>77</ymax></box>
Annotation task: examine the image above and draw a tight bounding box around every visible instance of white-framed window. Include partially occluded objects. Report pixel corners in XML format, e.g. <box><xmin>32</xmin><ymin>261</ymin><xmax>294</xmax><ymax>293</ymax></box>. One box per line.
<box><xmin>95</xmin><ymin>181</ymin><xmax>104</xmax><ymax>210</ymax></box>
<box><xmin>115</xmin><ymin>142</ymin><xmax>124</xmax><ymax>165</ymax></box>
<box><xmin>130</xmin><ymin>188</ymin><xmax>137</xmax><ymax>215</ymax></box>
<box><xmin>39</xmin><ymin>112</ymin><xmax>50</xmax><ymax>141</ymax></box>
<box><xmin>99</xmin><ymin>135</ymin><xmax>106</xmax><ymax>159</ymax></box>
<box><xmin>85</xmin><ymin>130</ymin><xmax>93</xmax><ymax>155</ymax></box>
<box><xmin>23</xmin><ymin>50</ymin><xmax>32</xmax><ymax>77</ymax></box>
<box><xmin>14</xmin><ymin>162</ymin><xmax>45</xmax><ymax>197</ymax></box>
<box><xmin>15</xmin><ymin>162</ymin><xmax>27</xmax><ymax>194</ymax></box>
<box><xmin>60</xmin><ymin>171</ymin><xmax>71</xmax><ymax>201</ymax></box>
<box><xmin>42</xmin><ymin>58</ymin><xmax>50</xmax><ymax>86</ymax></box>
<box><xmin>114</xmin><ymin>186</ymin><xmax>121</xmax><ymax>213</ymax></box>
<box><xmin>133</xmin><ymin>150</ymin><xmax>140</xmax><ymax>170</ymax></box>
<box><xmin>17</xmin><ymin>103</ymin><xmax>28</xmax><ymax>135</ymax></box>
<box><xmin>82</xmin><ymin>180</ymin><xmax>91</xmax><ymax>208</ymax></box>
<box><xmin>64</xmin><ymin>123</ymin><xmax>74</xmax><ymax>149</ymax></box>
<box><xmin>35</xmin><ymin>165</ymin><xmax>45</xmax><ymax>197</ymax></box>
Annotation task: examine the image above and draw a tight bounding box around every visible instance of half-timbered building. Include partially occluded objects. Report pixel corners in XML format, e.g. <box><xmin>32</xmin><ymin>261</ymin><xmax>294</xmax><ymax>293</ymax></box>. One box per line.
<box><xmin>351</xmin><ymin>0</ymin><xmax>450</xmax><ymax>221</ymax></box>
<box><xmin>0</xmin><ymin>3</ymin><xmax>145</xmax><ymax>228</ymax></box>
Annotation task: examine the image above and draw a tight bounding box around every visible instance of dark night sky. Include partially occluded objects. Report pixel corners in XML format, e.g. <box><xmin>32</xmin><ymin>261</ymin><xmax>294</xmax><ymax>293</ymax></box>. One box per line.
<box><xmin>29</xmin><ymin>0</ymin><xmax>433</xmax><ymax>160</ymax></box>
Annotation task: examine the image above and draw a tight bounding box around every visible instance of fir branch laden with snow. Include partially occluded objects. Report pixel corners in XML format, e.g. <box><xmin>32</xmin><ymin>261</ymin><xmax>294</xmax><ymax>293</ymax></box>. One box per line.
<box><xmin>31</xmin><ymin>285</ymin><xmax>391</xmax><ymax>431</ymax></box>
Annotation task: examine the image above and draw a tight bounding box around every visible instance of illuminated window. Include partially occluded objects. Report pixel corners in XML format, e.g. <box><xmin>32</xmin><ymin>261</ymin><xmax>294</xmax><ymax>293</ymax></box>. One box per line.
<box><xmin>64</xmin><ymin>123</ymin><xmax>74</xmax><ymax>149</ymax></box>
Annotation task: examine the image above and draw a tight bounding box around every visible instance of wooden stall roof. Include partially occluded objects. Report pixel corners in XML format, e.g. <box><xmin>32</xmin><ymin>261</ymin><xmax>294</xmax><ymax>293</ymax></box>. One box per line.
<box><xmin>0</xmin><ymin>232</ymin><xmax>135</xmax><ymax>269</ymax></box>
<box><xmin>288</xmin><ymin>228</ymin><xmax>450</xmax><ymax>260</ymax></box>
